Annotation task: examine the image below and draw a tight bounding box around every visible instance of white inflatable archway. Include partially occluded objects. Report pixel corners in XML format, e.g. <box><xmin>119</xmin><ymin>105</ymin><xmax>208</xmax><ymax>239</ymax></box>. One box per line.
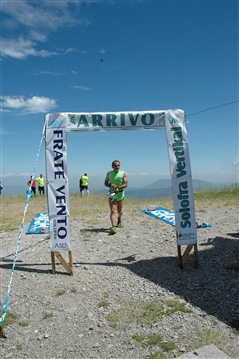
<box><xmin>45</xmin><ymin>109</ymin><xmax>197</xmax><ymax>254</ymax></box>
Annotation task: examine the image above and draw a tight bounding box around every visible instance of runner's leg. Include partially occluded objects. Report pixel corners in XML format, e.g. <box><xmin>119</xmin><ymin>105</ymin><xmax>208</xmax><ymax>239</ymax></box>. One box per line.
<box><xmin>109</xmin><ymin>198</ymin><xmax>117</xmax><ymax>227</ymax></box>
<box><xmin>117</xmin><ymin>199</ymin><xmax>124</xmax><ymax>218</ymax></box>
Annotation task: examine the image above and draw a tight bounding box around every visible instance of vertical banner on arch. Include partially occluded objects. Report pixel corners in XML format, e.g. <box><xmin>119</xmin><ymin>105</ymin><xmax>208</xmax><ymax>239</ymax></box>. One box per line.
<box><xmin>45</xmin><ymin>114</ymin><xmax>71</xmax><ymax>252</ymax></box>
<box><xmin>165</xmin><ymin>110</ymin><xmax>197</xmax><ymax>245</ymax></box>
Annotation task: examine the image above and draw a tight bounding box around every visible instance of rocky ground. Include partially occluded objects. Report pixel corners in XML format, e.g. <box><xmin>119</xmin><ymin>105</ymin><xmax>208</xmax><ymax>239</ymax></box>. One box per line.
<box><xmin>0</xmin><ymin>204</ymin><xmax>239</xmax><ymax>359</ymax></box>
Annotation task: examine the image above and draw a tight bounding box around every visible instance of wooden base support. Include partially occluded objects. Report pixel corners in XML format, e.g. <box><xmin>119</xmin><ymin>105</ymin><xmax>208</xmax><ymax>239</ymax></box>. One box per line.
<box><xmin>0</xmin><ymin>325</ymin><xmax>7</xmax><ymax>338</ymax></box>
<box><xmin>51</xmin><ymin>251</ymin><xmax>73</xmax><ymax>275</ymax></box>
<box><xmin>177</xmin><ymin>244</ymin><xmax>198</xmax><ymax>269</ymax></box>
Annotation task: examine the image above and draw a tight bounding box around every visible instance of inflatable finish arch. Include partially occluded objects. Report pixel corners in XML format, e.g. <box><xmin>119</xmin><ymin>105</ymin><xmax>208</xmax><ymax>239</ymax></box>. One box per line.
<box><xmin>45</xmin><ymin>109</ymin><xmax>197</xmax><ymax>252</ymax></box>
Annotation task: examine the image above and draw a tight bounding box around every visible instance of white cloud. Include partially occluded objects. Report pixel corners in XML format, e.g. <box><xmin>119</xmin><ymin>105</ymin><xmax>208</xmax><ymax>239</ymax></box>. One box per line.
<box><xmin>1</xmin><ymin>38</ymin><xmax>57</xmax><ymax>60</ymax></box>
<box><xmin>160</xmin><ymin>172</ymin><xmax>170</xmax><ymax>176</ymax></box>
<box><xmin>19</xmin><ymin>172</ymin><xmax>30</xmax><ymax>177</ymax></box>
<box><xmin>31</xmin><ymin>70</ymin><xmax>67</xmax><ymax>76</ymax></box>
<box><xmin>1</xmin><ymin>1</ymin><xmax>85</xmax><ymax>31</ymax></box>
<box><xmin>65</xmin><ymin>48</ymin><xmax>76</xmax><ymax>54</ymax></box>
<box><xmin>232</xmin><ymin>157</ymin><xmax>239</xmax><ymax>170</ymax></box>
<box><xmin>43</xmin><ymin>71</ymin><xmax>62</xmax><ymax>75</ymax></box>
<box><xmin>29</xmin><ymin>30</ymin><xmax>47</xmax><ymax>42</ymax></box>
<box><xmin>0</xmin><ymin>95</ymin><xmax>57</xmax><ymax>114</ymax></box>
<box><xmin>71</xmin><ymin>85</ymin><xmax>91</xmax><ymax>91</ymax></box>
<box><xmin>127</xmin><ymin>172</ymin><xmax>148</xmax><ymax>176</ymax></box>
<box><xmin>1</xmin><ymin>38</ymin><xmax>36</xmax><ymax>59</ymax></box>
<box><xmin>1</xmin><ymin>173</ymin><xmax>15</xmax><ymax>178</ymax></box>
<box><xmin>1</xmin><ymin>1</ymin><xmax>90</xmax><ymax>60</ymax></box>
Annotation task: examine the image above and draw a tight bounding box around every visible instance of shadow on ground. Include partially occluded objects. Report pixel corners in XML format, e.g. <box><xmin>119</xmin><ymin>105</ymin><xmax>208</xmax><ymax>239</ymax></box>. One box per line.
<box><xmin>1</xmin><ymin>232</ymin><xmax>239</xmax><ymax>328</ymax></box>
<box><xmin>79</xmin><ymin>233</ymin><xmax>239</xmax><ymax>329</ymax></box>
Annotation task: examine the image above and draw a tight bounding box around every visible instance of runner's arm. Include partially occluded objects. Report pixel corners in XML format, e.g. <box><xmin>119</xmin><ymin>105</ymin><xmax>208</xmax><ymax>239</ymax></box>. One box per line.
<box><xmin>104</xmin><ymin>172</ymin><xmax>111</xmax><ymax>188</ymax></box>
<box><xmin>118</xmin><ymin>172</ymin><xmax>128</xmax><ymax>190</ymax></box>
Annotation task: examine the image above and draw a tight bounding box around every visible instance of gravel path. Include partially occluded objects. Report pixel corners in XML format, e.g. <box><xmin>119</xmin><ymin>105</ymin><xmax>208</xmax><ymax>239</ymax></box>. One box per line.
<box><xmin>1</xmin><ymin>205</ymin><xmax>239</xmax><ymax>359</ymax></box>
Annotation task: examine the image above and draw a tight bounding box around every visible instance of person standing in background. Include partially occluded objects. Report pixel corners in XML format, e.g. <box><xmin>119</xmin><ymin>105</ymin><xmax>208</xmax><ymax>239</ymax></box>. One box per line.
<box><xmin>79</xmin><ymin>176</ymin><xmax>83</xmax><ymax>193</ymax></box>
<box><xmin>36</xmin><ymin>174</ymin><xmax>45</xmax><ymax>195</ymax></box>
<box><xmin>0</xmin><ymin>182</ymin><xmax>3</xmax><ymax>195</ymax></box>
<box><xmin>27</xmin><ymin>176</ymin><xmax>36</xmax><ymax>196</ymax></box>
<box><xmin>80</xmin><ymin>173</ymin><xmax>89</xmax><ymax>195</ymax></box>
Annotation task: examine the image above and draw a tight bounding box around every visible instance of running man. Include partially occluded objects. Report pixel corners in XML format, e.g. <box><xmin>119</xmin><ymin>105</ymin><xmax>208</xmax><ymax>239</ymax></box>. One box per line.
<box><xmin>104</xmin><ymin>160</ymin><xmax>128</xmax><ymax>234</ymax></box>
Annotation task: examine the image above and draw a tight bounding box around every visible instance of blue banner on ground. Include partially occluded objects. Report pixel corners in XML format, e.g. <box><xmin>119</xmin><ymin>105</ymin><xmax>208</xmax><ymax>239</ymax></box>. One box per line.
<box><xmin>141</xmin><ymin>206</ymin><xmax>212</xmax><ymax>228</ymax></box>
<box><xmin>26</xmin><ymin>212</ymin><xmax>50</xmax><ymax>234</ymax></box>
<box><xmin>141</xmin><ymin>206</ymin><xmax>175</xmax><ymax>226</ymax></box>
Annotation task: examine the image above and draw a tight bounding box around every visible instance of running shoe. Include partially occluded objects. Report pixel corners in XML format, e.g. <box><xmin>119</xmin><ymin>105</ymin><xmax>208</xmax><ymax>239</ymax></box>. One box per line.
<box><xmin>109</xmin><ymin>227</ymin><xmax>116</xmax><ymax>234</ymax></box>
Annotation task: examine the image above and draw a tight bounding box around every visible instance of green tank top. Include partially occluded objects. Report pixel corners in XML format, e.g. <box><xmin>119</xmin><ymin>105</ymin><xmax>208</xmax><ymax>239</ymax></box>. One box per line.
<box><xmin>109</xmin><ymin>170</ymin><xmax>123</xmax><ymax>188</ymax></box>
<box><xmin>109</xmin><ymin>170</ymin><xmax>125</xmax><ymax>202</ymax></box>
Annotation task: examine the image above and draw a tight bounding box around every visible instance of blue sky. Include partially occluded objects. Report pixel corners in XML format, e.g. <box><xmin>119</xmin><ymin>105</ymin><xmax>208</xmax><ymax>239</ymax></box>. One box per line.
<box><xmin>0</xmin><ymin>0</ymin><xmax>238</xmax><ymax>192</ymax></box>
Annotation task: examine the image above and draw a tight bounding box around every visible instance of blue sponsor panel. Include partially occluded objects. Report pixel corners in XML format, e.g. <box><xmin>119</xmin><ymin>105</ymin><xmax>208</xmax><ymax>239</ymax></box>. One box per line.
<box><xmin>141</xmin><ymin>207</ymin><xmax>212</xmax><ymax>229</ymax></box>
<box><xmin>141</xmin><ymin>206</ymin><xmax>175</xmax><ymax>226</ymax></box>
<box><xmin>26</xmin><ymin>212</ymin><xmax>50</xmax><ymax>234</ymax></box>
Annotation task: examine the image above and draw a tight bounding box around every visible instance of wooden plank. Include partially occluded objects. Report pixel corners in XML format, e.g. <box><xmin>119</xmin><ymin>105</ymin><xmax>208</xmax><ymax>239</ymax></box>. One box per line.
<box><xmin>69</xmin><ymin>251</ymin><xmax>73</xmax><ymax>270</ymax></box>
<box><xmin>194</xmin><ymin>244</ymin><xmax>198</xmax><ymax>268</ymax></box>
<box><xmin>55</xmin><ymin>252</ymin><xmax>73</xmax><ymax>275</ymax></box>
<box><xmin>51</xmin><ymin>252</ymin><xmax>56</xmax><ymax>274</ymax></box>
<box><xmin>177</xmin><ymin>244</ymin><xmax>183</xmax><ymax>269</ymax></box>
<box><xmin>176</xmin><ymin>231</ymin><xmax>183</xmax><ymax>270</ymax></box>
<box><xmin>0</xmin><ymin>326</ymin><xmax>7</xmax><ymax>338</ymax></box>
<box><xmin>182</xmin><ymin>244</ymin><xmax>193</xmax><ymax>265</ymax></box>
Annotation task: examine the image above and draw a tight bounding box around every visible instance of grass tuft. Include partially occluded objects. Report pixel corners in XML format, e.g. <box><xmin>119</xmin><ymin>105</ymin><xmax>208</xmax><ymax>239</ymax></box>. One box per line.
<box><xmin>164</xmin><ymin>299</ymin><xmax>192</xmax><ymax>315</ymax></box>
<box><xmin>55</xmin><ymin>288</ymin><xmax>65</xmax><ymax>296</ymax></box>
<box><xmin>106</xmin><ymin>297</ymin><xmax>192</xmax><ymax>329</ymax></box>
<box><xmin>132</xmin><ymin>333</ymin><xmax>163</xmax><ymax>347</ymax></box>
<box><xmin>1</xmin><ymin>311</ymin><xmax>20</xmax><ymax>328</ymax></box>
<box><xmin>98</xmin><ymin>300</ymin><xmax>110</xmax><ymax>309</ymax></box>
<box><xmin>18</xmin><ymin>320</ymin><xmax>30</xmax><ymax>327</ymax></box>
<box><xmin>42</xmin><ymin>312</ymin><xmax>53</xmax><ymax>320</ymax></box>
<box><xmin>188</xmin><ymin>326</ymin><xmax>227</xmax><ymax>350</ymax></box>
<box><xmin>144</xmin><ymin>351</ymin><xmax>166</xmax><ymax>359</ymax></box>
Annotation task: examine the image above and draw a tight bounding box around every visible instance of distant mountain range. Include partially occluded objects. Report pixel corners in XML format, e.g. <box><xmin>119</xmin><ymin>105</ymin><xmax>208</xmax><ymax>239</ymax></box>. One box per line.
<box><xmin>120</xmin><ymin>179</ymin><xmax>217</xmax><ymax>199</ymax></box>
